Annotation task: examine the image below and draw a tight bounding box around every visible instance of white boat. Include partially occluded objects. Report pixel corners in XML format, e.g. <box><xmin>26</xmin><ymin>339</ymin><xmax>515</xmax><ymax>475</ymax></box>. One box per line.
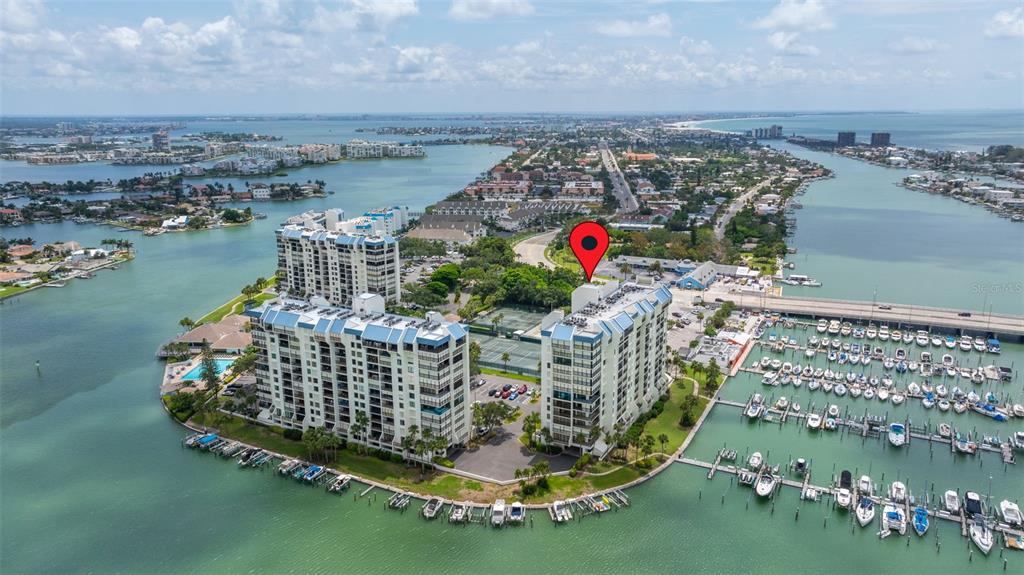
<box><xmin>938</xmin><ymin>423</ymin><xmax>952</xmax><ymax>438</ymax></box>
<box><xmin>969</xmin><ymin>517</ymin><xmax>994</xmax><ymax>555</ymax></box>
<box><xmin>888</xmin><ymin>423</ymin><xmax>907</xmax><ymax>447</ymax></box>
<box><xmin>816</xmin><ymin>319</ymin><xmax>828</xmax><ymax>333</ymax></box>
<box><xmin>775</xmin><ymin>397</ymin><xmax>789</xmax><ymax>410</ymax></box>
<box><xmin>748</xmin><ymin>451</ymin><xmax>763</xmax><ymax>469</ymax></box>
<box><xmin>835</xmin><ymin>383</ymin><xmax>847</xmax><ymax>396</ymax></box>
<box><xmin>491</xmin><ymin>499</ymin><xmax>507</xmax><ymax>526</ymax></box>
<box><xmin>552</xmin><ymin>500</ymin><xmax>572</xmax><ymax>522</ymax></box>
<box><xmin>937</xmin><ymin>399</ymin><xmax>950</xmax><ymax>412</ymax></box>
<box><xmin>877</xmin><ymin>388</ymin><xmax>890</xmax><ymax>402</ymax></box>
<box><xmin>959</xmin><ymin>336</ymin><xmax>973</xmax><ymax>351</ymax></box>
<box><xmin>935</xmin><ymin>384</ymin><xmax>948</xmax><ymax>397</ymax></box>
<box><xmin>943</xmin><ymin>490</ymin><xmax>960</xmax><ymax>513</ymax></box>
<box><xmin>866</xmin><ymin>326</ymin><xmax>878</xmax><ymax>339</ymax></box>
<box><xmin>836</xmin><ymin>488</ymin><xmax>852</xmax><ymax>509</ymax></box>
<box><xmin>973</xmin><ymin>337</ymin><xmax>986</xmax><ymax>352</ymax></box>
<box><xmin>907</xmin><ymin>382</ymin><xmax>921</xmax><ymax>395</ymax></box>
<box><xmin>881</xmin><ymin>504</ymin><xmax>907</xmax><ymax>537</ymax></box>
<box><xmin>889</xmin><ymin>481</ymin><xmax>907</xmax><ymax>503</ymax></box>
<box><xmin>863</xmin><ymin>387</ymin><xmax>875</xmax><ymax>400</ymax></box>
<box><xmin>903</xmin><ymin>332</ymin><xmax>914</xmax><ymax>345</ymax></box>
<box><xmin>827</xmin><ymin>404</ymin><xmax>840</xmax><ymax>418</ymax></box>
<box><xmin>953</xmin><ymin>401</ymin><xmax>968</xmax><ymax>414</ymax></box>
<box><xmin>944</xmin><ymin>336</ymin><xmax>956</xmax><ymax>349</ymax></box>
<box><xmin>858</xmin><ymin>475</ymin><xmax>873</xmax><ymax>496</ymax></box>
<box><xmin>891</xmin><ymin>392</ymin><xmax>905</xmax><ymax>405</ymax></box>
<box><xmin>755</xmin><ymin>473</ymin><xmax>777</xmax><ymax>497</ymax></box>
<box><xmin>856</xmin><ymin>497</ymin><xmax>876</xmax><ymax>527</ymax></box>
<box><xmin>915</xmin><ymin>331</ymin><xmax>930</xmax><ymax>346</ymax></box>
<box><xmin>806</xmin><ymin>413</ymin><xmax>822</xmax><ymax>429</ymax></box>
<box><xmin>745</xmin><ymin>402</ymin><xmax>763</xmax><ymax>419</ymax></box>
<box><xmin>805</xmin><ymin>348</ymin><xmax>816</xmax><ymax>358</ymax></box>
<box><xmin>808</xmin><ymin>380</ymin><xmax>820</xmax><ymax>391</ymax></box>
<box><xmin>508</xmin><ymin>501</ymin><xmax>525</xmax><ymax>523</ymax></box>
<box><xmin>1000</xmin><ymin>500</ymin><xmax>1023</xmax><ymax>527</ymax></box>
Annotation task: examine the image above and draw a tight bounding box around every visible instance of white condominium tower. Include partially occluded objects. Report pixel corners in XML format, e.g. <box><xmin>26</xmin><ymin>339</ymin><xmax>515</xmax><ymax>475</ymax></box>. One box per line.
<box><xmin>248</xmin><ymin>295</ymin><xmax>471</xmax><ymax>456</ymax></box>
<box><xmin>540</xmin><ymin>282</ymin><xmax>671</xmax><ymax>448</ymax></box>
<box><xmin>276</xmin><ymin>225</ymin><xmax>401</xmax><ymax>306</ymax></box>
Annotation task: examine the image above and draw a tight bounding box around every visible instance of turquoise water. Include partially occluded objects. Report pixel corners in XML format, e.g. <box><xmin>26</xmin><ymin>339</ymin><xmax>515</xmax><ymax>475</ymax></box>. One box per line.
<box><xmin>182</xmin><ymin>359</ymin><xmax>233</xmax><ymax>382</ymax></box>
<box><xmin>2</xmin><ymin>116</ymin><xmax>1022</xmax><ymax>574</ymax></box>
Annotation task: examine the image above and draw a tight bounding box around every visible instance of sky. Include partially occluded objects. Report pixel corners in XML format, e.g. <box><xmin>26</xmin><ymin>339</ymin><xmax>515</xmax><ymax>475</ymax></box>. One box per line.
<box><xmin>1</xmin><ymin>0</ymin><xmax>1022</xmax><ymax>115</ymax></box>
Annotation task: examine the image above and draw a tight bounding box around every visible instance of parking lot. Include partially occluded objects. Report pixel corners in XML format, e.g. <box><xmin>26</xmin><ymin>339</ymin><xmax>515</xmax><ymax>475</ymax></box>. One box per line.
<box><xmin>450</xmin><ymin>373</ymin><xmax>575</xmax><ymax>481</ymax></box>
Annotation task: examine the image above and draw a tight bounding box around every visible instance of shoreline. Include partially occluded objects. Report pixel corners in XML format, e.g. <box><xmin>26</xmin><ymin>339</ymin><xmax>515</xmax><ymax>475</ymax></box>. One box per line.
<box><xmin>0</xmin><ymin>252</ymin><xmax>134</xmax><ymax>300</ymax></box>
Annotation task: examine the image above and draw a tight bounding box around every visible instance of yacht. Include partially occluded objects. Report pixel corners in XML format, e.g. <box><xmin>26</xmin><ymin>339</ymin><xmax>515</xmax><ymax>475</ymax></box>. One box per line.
<box><xmin>973</xmin><ymin>337</ymin><xmax>986</xmax><ymax>352</ymax></box>
<box><xmin>806</xmin><ymin>413</ymin><xmax>822</xmax><ymax>430</ymax></box>
<box><xmin>877</xmin><ymin>389</ymin><xmax>890</xmax><ymax>402</ymax></box>
<box><xmin>866</xmin><ymin>325</ymin><xmax>878</xmax><ymax>339</ymax></box>
<box><xmin>891</xmin><ymin>329</ymin><xmax>903</xmax><ymax>342</ymax></box>
<box><xmin>915</xmin><ymin>331</ymin><xmax>930</xmax><ymax>346</ymax></box>
<box><xmin>863</xmin><ymin>387</ymin><xmax>875</xmax><ymax>400</ymax></box>
<box><xmin>858</xmin><ymin>475</ymin><xmax>873</xmax><ymax>496</ymax></box>
<box><xmin>891</xmin><ymin>391</ymin><xmax>905</xmax><ymax>405</ymax></box>
<box><xmin>881</xmin><ymin>504</ymin><xmax>907</xmax><ymax>537</ymax></box>
<box><xmin>856</xmin><ymin>497</ymin><xmax>876</xmax><ymax>527</ymax></box>
<box><xmin>840</xmin><ymin>322</ymin><xmax>853</xmax><ymax>337</ymax></box>
<box><xmin>816</xmin><ymin>319</ymin><xmax>828</xmax><ymax>333</ymax></box>
<box><xmin>835</xmin><ymin>383</ymin><xmax>847</xmax><ymax>396</ymax></box>
<box><xmin>836</xmin><ymin>470</ymin><xmax>853</xmax><ymax>509</ymax></box>
<box><xmin>827</xmin><ymin>404</ymin><xmax>840</xmax><ymax>419</ymax></box>
<box><xmin>761</xmin><ymin>372</ymin><xmax>778</xmax><ymax>386</ymax></box>
<box><xmin>938</xmin><ymin>399</ymin><xmax>951</xmax><ymax>412</ymax></box>
<box><xmin>1000</xmin><ymin>500</ymin><xmax>1023</xmax><ymax>527</ymax></box>
<box><xmin>944</xmin><ymin>490</ymin><xmax>961</xmax><ymax>513</ymax></box>
<box><xmin>907</xmin><ymin>382</ymin><xmax>921</xmax><ymax>395</ymax></box>
<box><xmin>970</xmin><ymin>516</ymin><xmax>994</xmax><ymax>555</ymax></box>
<box><xmin>944</xmin><ymin>336</ymin><xmax>957</xmax><ymax>349</ymax></box>
<box><xmin>755</xmin><ymin>473</ymin><xmax>777</xmax><ymax>498</ymax></box>
<box><xmin>921</xmin><ymin>351</ymin><xmax>933</xmax><ymax>363</ymax></box>
<box><xmin>828</xmin><ymin>320</ymin><xmax>841</xmax><ymax>335</ymax></box>
<box><xmin>889</xmin><ymin>481</ymin><xmax>907</xmax><ymax>503</ymax></box>
<box><xmin>491</xmin><ymin>500</ymin><xmax>507</xmax><ymax>526</ymax></box>
<box><xmin>913</xmin><ymin>506</ymin><xmax>929</xmax><ymax>536</ymax></box>
<box><xmin>775</xmin><ymin>397</ymin><xmax>789</xmax><ymax>410</ymax></box>
<box><xmin>959</xmin><ymin>336</ymin><xmax>973</xmax><ymax>351</ymax></box>
<box><xmin>748</xmin><ymin>451</ymin><xmax>763</xmax><ymax>469</ymax></box>
<box><xmin>745</xmin><ymin>402</ymin><xmax>763</xmax><ymax>419</ymax></box>
<box><xmin>878</xmin><ymin>326</ymin><xmax>890</xmax><ymax>340</ymax></box>
<box><xmin>895</xmin><ymin>348</ymin><xmax>907</xmax><ymax>361</ymax></box>
<box><xmin>887</xmin><ymin>423</ymin><xmax>907</xmax><ymax>447</ymax></box>
<box><xmin>902</xmin><ymin>332</ymin><xmax>914</xmax><ymax>345</ymax></box>
<box><xmin>931</xmin><ymin>335</ymin><xmax>943</xmax><ymax>347</ymax></box>
<box><xmin>938</xmin><ymin>423</ymin><xmax>952</xmax><ymax>438</ymax></box>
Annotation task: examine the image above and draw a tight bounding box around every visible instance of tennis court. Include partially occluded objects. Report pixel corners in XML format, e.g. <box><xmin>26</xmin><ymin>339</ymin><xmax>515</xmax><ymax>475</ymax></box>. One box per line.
<box><xmin>473</xmin><ymin>306</ymin><xmax>548</xmax><ymax>333</ymax></box>
<box><xmin>473</xmin><ymin>334</ymin><xmax>542</xmax><ymax>376</ymax></box>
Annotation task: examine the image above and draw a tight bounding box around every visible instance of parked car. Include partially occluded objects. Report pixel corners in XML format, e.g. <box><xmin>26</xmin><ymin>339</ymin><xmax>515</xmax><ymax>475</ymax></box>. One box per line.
<box><xmin>509</xmin><ymin>392</ymin><xmax>519</xmax><ymax>401</ymax></box>
<box><xmin>501</xmin><ymin>390</ymin><xmax>511</xmax><ymax>399</ymax></box>
<box><xmin>517</xmin><ymin>385</ymin><xmax>528</xmax><ymax>395</ymax></box>
<box><xmin>502</xmin><ymin>384</ymin><xmax>513</xmax><ymax>392</ymax></box>
<box><xmin>671</xmin><ymin>311</ymin><xmax>683</xmax><ymax>318</ymax></box>
<box><xmin>487</xmin><ymin>389</ymin><xmax>497</xmax><ymax>397</ymax></box>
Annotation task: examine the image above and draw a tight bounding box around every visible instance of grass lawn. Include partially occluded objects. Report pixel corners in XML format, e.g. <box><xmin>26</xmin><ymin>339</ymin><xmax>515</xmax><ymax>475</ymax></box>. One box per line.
<box><xmin>198</xmin><ymin>286</ymin><xmax>277</xmax><ymax>325</ymax></box>
<box><xmin>480</xmin><ymin>367</ymin><xmax>540</xmax><ymax>384</ymax></box>
<box><xmin>0</xmin><ymin>285</ymin><xmax>29</xmax><ymax>299</ymax></box>
<box><xmin>587</xmin><ymin>466</ymin><xmax>643</xmax><ymax>490</ymax></box>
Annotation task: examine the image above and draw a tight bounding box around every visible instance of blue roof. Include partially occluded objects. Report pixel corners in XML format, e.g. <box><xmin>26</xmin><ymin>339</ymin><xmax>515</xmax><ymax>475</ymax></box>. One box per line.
<box><xmin>613</xmin><ymin>312</ymin><xmax>633</xmax><ymax>331</ymax></box>
<box><xmin>551</xmin><ymin>324</ymin><xmax>575</xmax><ymax>341</ymax></box>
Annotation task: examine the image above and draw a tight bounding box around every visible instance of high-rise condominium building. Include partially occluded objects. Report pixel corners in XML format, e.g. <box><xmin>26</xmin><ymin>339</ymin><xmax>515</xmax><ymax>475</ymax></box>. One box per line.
<box><xmin>540</xmin><ymin>282</ymin><xmax>671</xmax><ymax>449</ymax></box>
<box><xmin>248</xmin><ymin>296</ymin><xmax>471</xmax><ymax>457</ymax></box>
<box><xmin>276</xmin><ymin>225</ymin><xmax>401</xmax><ymax>307</ymax></box>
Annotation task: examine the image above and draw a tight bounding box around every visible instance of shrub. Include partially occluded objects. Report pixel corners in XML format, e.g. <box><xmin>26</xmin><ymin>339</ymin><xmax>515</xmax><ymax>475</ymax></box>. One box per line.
<box><xmin>283</xmin><ymin>428</ymin><xmax>303</xmax><ymax>441</ymax></box>
<box><xmin>568</xmin><ymin>469</ymin><xmax>578</xmax><ymax>478</ymax></box>
<box><xmin>576</xmin><ymin>453</ymin><xmax>592</xmax><ymax>470</ymax></box>
<box><xmin>521</xmin><ymin>483</ymin><xmax>538</xmax><ymax>496</ymax></box>
<box><xmin>432</xmin><ymin>456</ymin><xmax>455</xmax><ymax>468</ymax></box>
<box><xmin>390</xmin><ymin>453</ymin><xmax>404</xmax><ymax>464</ymax></box>
<box><xmin>537</xmin><ymin>476</ymin><xmax>550</xmax><ymax>490</ymax></box>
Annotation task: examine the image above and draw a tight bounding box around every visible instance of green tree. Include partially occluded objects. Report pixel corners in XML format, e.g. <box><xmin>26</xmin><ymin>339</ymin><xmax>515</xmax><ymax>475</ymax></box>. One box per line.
<box><xmin>657</xmin><ymin>433</ymin><xmax>669</xmax><ymax>454</ymax></box>
<box><xmin>199</xmin><ymin>340</ymin><xmax>220</xmax><ymax>390</ymax></box>
<box><xmin>501</xmin><ymin>351</ymin><xmax>511</xmax><ymax>372</ymax></box>
<box><xmin>469</xmin><ymin>341</ymin><xmax>482</xmax><ymax>376</ymax></box>
<box><xmin>179</xmin><ymin>316</ymin><xmax>196</xmax><ymax>333</ymax></box>
<box><xmin>350</xmin><ymin>411</ymin><xmax>370</xmax><ymax>455</ymax></box>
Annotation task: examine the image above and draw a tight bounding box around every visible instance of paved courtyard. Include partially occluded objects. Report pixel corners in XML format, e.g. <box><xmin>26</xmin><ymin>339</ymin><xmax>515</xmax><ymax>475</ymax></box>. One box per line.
<box><xmin>450</xmin><ymin>373</ymin><xmax>575</xmax><ymax>481</ymax></box>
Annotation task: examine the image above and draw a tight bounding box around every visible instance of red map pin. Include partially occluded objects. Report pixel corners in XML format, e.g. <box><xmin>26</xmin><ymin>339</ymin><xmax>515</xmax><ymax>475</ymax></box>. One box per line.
<box><xmin>568</xmin><ymin>221</ymin><xmax>609</xmax><ymax>281</ymax></box>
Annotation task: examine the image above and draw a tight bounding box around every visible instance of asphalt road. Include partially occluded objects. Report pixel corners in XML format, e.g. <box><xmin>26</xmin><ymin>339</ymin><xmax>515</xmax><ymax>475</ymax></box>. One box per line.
<box><xmin>514</xmin><ymin>229</ymin><xmax>559</xmax><ymax>267</ymax></box>
<box><xmin>599</xmin><ymin>140</ymin><xmax>638</xmax><ymax>214</ymax></box>
<box><xmin>714</xmin><ymin>178</ymin><xmax>773</xmax><ymax>240</ymax></box>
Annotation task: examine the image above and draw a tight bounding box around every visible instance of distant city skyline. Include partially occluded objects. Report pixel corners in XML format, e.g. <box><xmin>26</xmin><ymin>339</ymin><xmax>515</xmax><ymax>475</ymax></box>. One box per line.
<box><xmin>1</xmin><ymin>0</ymin><xmax>1022</xmax><ymax>115</ymax></box>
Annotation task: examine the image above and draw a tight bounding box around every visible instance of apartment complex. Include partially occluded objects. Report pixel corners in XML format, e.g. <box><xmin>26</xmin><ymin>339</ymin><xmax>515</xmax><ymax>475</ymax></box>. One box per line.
<box><xmin>276</xmin><ymin>225</ymin><xmax>401</xmax><ymax>306</ymax></box>
<box><xmin>837</xmin><ymin>131</ymin><xmax>857</xmax><ymax>146</ymax></box>
<box><xmin>870</xmin><ymin>132</ymin><xmax>891</xmax><ymax>147</ymax></box>
<box><xmin>539</xmin><ymin>282</ymin><xmax>672</xmax><ymax>449</ymax></box>
<box><xmin>248</xmin><ymin>296</ymin><xmax>471</xmax><ymax>456</ymax></box>
<box><xmin>345</xmin><ymin>140</ymin><xmax>425</xmax><ymax>159</ymax></box>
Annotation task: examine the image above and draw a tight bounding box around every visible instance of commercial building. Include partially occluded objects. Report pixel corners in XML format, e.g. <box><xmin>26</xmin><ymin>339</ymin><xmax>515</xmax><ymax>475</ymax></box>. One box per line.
<box><xmin>248</xmin><ymin>296</ymin><xmax>471</xmax><ymax>457</ymax></box>
<box><xmin>837</xmin><ymin>132</ymin><xmax>856</xmax><ymax>147</ymax></box>
<box><xmin>560</xmin><ymin>180</ymin><xmax>605</xmax><ymax>198</ymax></box>
<box><xmin>276</xmin><ymin>225</ymin><xmax>401</xmax><ymax>307</ymax></box>
<box><xmin>747</xmin><ymin>125</ymin><xmax>783</xmax><ymax>139</ymax></box>
<box><xmin>539</xmin><ymin>282</ymin><xmax>671</xmax><ymax>450</ymax></box>
<box><xmin>870</xmin><ymin>132</ymin><xmax>891</xmax><ymax>147</ymax></box>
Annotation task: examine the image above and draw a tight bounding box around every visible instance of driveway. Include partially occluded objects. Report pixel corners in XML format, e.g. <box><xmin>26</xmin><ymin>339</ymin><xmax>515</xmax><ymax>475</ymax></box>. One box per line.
<box><xmin>451</xmin><ymin>373</ymin><xmax>576</xmax><ymax>481</ymax></box>
<box><xmin>513</xmin><ymin>229</ymin><xmax>558</xmax><ymax>267</ymax></box>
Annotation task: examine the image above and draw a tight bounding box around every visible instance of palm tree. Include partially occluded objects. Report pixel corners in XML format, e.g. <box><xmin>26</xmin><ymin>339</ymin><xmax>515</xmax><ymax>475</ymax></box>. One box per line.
<box><xmin>179</xmin><ymin>316</ymin><xmax>195</xmax><ymax>333</ymax></box>
<box><xmin>501</xmin><ymin>351</ymin><xmax>511</xmax><ymax>372</ymax></box>
<box><xmin>254</xmin><ymin>276</ymin><xmax>268</xmax><ymax>290</ymax></box>
<box><xmin>574</xmin><ymin>431</ymin><xmax>586</xmax><ymax>446</ymax></box>
<box><xmin>657</xmin><ymin>433</ymin><xmax>669</xmax><ymax>454</ymax></box>
<box><xmin>619</xmin><ymin>262</ymin><xmax>631</xmax><ymax>280</ymax></box>
<box><xmin>241</xmin><ymin>284</ymin><xmax>259</xmax><ymax>305</ymax></box>
<box><xmin>401</xmin><ymin>424</ymin><xmax>419</xmax><ymax>459</ymax></box>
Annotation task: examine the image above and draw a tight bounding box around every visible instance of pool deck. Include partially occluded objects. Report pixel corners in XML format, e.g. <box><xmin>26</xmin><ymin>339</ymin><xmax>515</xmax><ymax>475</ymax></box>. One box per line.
<box><xmin>161</xmin><ymin>356</ymin><xmax>237</xmax><ymax>395</ymax></box>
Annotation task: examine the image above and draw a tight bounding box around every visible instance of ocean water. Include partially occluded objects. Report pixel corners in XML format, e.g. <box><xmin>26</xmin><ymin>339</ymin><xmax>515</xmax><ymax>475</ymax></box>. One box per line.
<box><xmin>1</xmin><ymin>116</ymin><xmax>1022</xmax><ymax>574</ymax></box>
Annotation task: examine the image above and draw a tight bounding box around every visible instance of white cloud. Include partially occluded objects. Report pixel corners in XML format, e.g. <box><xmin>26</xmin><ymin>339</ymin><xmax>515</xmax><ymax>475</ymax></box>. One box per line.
<box><xmin>984</xmin><ymin>7</ymin><xmax>1023</xmax><ymax>38</ymax></box>
<box><xmin>889</xmin><ymin>36</ymin><xmax>944</xmax><ymax>54</ymax></box>
<box><xmin>595</xmin><ymin>13</ymin><xmax>671</xmax><ymax>38</ymax></box>
<box><xmin>0</xmin><ymin>0</ymin><xmax>46</xmax><ymax>31</ymax></box>
<box><xmin>509</xmin><ymin>40</ymin><xmax>541</xmax><ymax>54</ymax></box>
<box><xmin>449</xmin><ymin>0</ymin><xmax>533</xmax><ymax>21</ymax></box>
<box><xmin>679</xmin><ymin>36</ymin><xmax>714</xmax><ymax>55</ymax></box>
<box><xmin>103</xmin><ymin>27</ymin><xmax>142</xmax><ymax>51</ymax></box>
<box><xmin>753</xmin><ymin>0</ymin><xmax>833</xmax><ymax>31</ymax></box>
<box><xmin>767</xmin><ymin>31</ymin><xmax>819</xmax><ymax>56</ymax></box>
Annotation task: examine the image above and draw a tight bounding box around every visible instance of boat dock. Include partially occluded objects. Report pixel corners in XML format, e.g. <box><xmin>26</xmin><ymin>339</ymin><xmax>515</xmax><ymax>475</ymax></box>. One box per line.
<box><xmin>728</xmin><ymin>292</ymin><xmax>1024</xmax><ymax>341</ymax></box>
<box><xmin>675</xmin><ymin>454</ymin><xmax>1024</xmax><ymax>545</ymax></box>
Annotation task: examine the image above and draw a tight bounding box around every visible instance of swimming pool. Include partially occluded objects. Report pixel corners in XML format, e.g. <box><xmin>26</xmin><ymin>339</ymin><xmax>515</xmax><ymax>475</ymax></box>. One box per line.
<box><xmin>181</xmin><ymin>359</ymin><xmax>234</xmax><ymax>381</ymax></box>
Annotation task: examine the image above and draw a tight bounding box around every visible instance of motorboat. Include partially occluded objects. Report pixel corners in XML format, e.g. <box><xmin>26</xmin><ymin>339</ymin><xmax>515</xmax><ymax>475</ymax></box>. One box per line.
<box><xmin>866</xmin><ymin>326</ymin><xmax>878</xmax><ymax>339</ymax></box>
<box><xmin>745</xmin><ymin>402</ymin><xmax>763</xmax><ymax>419</ymax></box>
<box><xmin>944</xmin><ymin>490</ymin><xmax>960</xmax><ymax>513</ymax></box>
<box><xmin>491</xmin><ymin>499</ymin><xmax>507</xmax><ymax>526</ymax></box>
<box><xmin>837</xmin><ymin>470</ymin><xmax>853</xmax><ymax>509</ymax></box>
<box><xmin>883</xmin><ymin>358</ymin><xmax>895</xmax><ymax>370</ymax></box>
<box><xmin>793</xmin><ymin>458</ymin><xmax>808</xmax><ymax>475</ymax></box>
<box><xmin>877</xmin><ymin>388</ymin><xmax>890</xmax><ymax>402</ymax></box>
<box><xmin>761</xmin><ymin>371</ymin><xmax>778</xmax><ymax>386</ymax></box>
<box><xmin>824</xmin><ymin>417</ymin><xmax>838</xmax><ymax>431</ymax></box>
<box><xmin>944</xmin><ymin>336</ymin><xmax>956</xmax><ymax>349</ymax></box>
<box><xmin>959</xmin><ymin>336</ymin><xmax>973</xmax><ymax>351</ymax></box>
<box><xmin>1013</xmin><ymin>431</ymin><xmax>1024</xmax><ymax>450</ymax></box>
<box><xmin>891</xmin><ymin>329</ymin><xmax>903</xmax><ymax>342</ymax></box>
<box><xmin>748</xmin><ymin>451</ymin><xmax>763</xmax><ymax>469</ymax></box>
<box><xmin>858</xmin><ymin>475</ymin><xmax>873</xmax><ymax>496</ymax></box>
<box><xmin>921</xmin><ymin>381</ymin><xmax>933</xmax><ymax>394</ymax></box>
<box><xmin>775</xmin><ymin>397</ymin><xmax>789</xmax><ymax>410</ymax></box>
<box><xmin>856</xmin><ymin>497</ymin><xmax>876</xmax><ymax>527</ymax></box>
<box><xmin>835</xmin><ymin>383</ymin><xmax>847</xmax><ymax>396</ymax></box>
<box><xmin>907</xmin><ymin>382</ymin><xmax>921</xmax><ymax>395</ymax></box>
<box><xmin>915</xmin><ymin>331</ymin><xmax>930</xmax><ymax>346</ymax></box>
<box><xmin>759</xmin><ymin>356</ymin><xmax>772</xmax><ymax>368</ymax></box>
<box><xmin>328</xmin><ymin>474</ymin><xmax>351</xmax><ymax>493</ymax></box>
<box><xmin>508</xmin><ymin>501</ymin><xmax>525</xmax><ymax>523</ymax></box>
<box><xmin>791</xmin><ymin>403</ymin><xmax>801</xmax><ymax>413</ymax></box>
<box><xmin>806</xmin><ymin>413</ymin><xmax>822</xmax><ymax>430</ymax></box>
<box><xmin>953</xmin><ymin>401</ymin><xmax>968</xmax><ymax>414</ymax></box>
<box><xmin>973</xmin><ymin>337</ymin><xmax>986</xmax><ymax>352</ymax></box>
<box><xmin>422</xmin><ymin>497</ymin><xmax>444</xmax><ymax>519</ymax></box>
<box><xmin>1000</xmin><ymin>500</ymin><xmax>1023</xmax><ymax>527</ymax></box>
<box><xmin>935</xmin><ymin>384</ymin><xmax>947</xmax><ymax>397</ymax></box>
<box><xmin>881</xmin><ymin>504</ymin><xmax>907</xmax><ymax>537</ymax></box>
<box><xmin>782</xmin><ymin>362</ymin><xmax>793</xmax><ymax>374</ymax></box>
<box><xmin>887</xmin><ymin>423</ymin><xmax>907</xmax><ymax>447</ymax></box>
<box><xmin>822</xmin><ymin>381</ymin><xmax>834</xmax><ymax>394</ymax></box>
<box><xmin>816</xmin><ymin>319</ymin><xmax>828</xmax><ymax>333</ymax></box>
<box><xmin>792</xmin><ymin>377</ymin><xmax>803</xmax><ymax>388</ymax></box>
<box><xmin>921</xmin><ymin>351</ymin><xmax>933</xmax><ymax>363</ymax></box>
<box><xmin>881</xmin><ymin>375</ymin><xmax>893</xmax><ymax>388</ymax></box>
<box><xmin>770</xmin><ymin>359</ymin><xmax>782</xmax><ymax>370</ymax></box>
<box><xmin>938</xmin><ymin>423</ymin><xmax>952</xmax><ymax>438</ymax></box>
<box><xmin>889</xmin><ymin>481</ymin><xmax>907</xmax><ymax>503</ymax></box>
<box><xmin>808</xmin><ymin>380</ymin><xmax>821</xmax><ymax>391</ymax></box>
<box><xmin>891</xmin><ymin>392</ymin><xmax>905</xmax><ymax>405</ymax></box>
<box><xmin>937</xmin><ymin>399</ymin><xmax>951</xmax><ymax>412</ymax></box>
<box><xmin>913</xmin><ymin>506</ymin><xmax>929</xmax><ymax>536</ymax></box>
<box><xmin>805</xmin><ymin>348</ymin><xmax>816</xmax><ymax>358</ymax></box>
<box><xmin>902</xmin><ymin>332</ymin><xmax>914</xmax><ymax>345</ymax></box>
<box><xmin>827</xmin><ymin>404</ymin><xmax>840</xmax><ymax>418</ymax></box>
<box><xmin>922</xmin><ymin>394</ymin><xmax>935</xmax><ymax>409</ymax></box>
<box><xmin>850</xmin><ymin>384</ymin><xmax>862</xmax><ymax>398</ymax></box>
<box><xmin>954</xmin><ymin>434</ymin><xmax>978</xmax><ymax>454</ymax></box>
<box><xmin>863</xmin><ymin>387</ymin><xmax>876</xmax><ymax>400</ymax></box>
<box><xmin>941</xmin><ymin>354</ymin><xmax>954</xmax><ymax>367</ymax></box>
<box><xmin>755</xmin><ymin>473</ymin><xmax>777</xmax><ymax>498</ymax></box>
<box><xmin>552</xmin><ymin>500</ymin><xmax>573</xmax><ymax>523</ymax></box>
<box><xmin>878</xmin><ymin>326</ymin><xmax>890</xmax><ymax>340</ymax></box>
<box><xmin>931</xmin><ymin>336</ymin><xmax>943</xmax><ymax>347</ymax></box>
